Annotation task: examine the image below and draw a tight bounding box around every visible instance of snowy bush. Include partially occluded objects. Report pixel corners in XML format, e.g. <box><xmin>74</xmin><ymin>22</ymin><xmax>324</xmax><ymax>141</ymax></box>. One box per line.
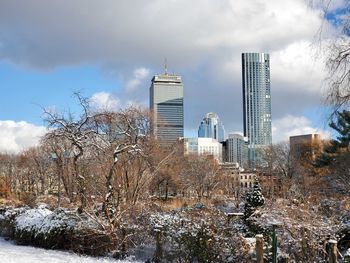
<box><xmin>148</xmin><ymin>207</ymin><xmax>251</xmax><ymax>262</ymax></box>
<box><xmin>0</xmin><ymin>206</ymin><xmax>27</xmax><ymax>237</ymax></box>
<box><xmin>14</xmin><ymin>205</ymin><xmax>79</xmax><ymax>248</ymax></box>
<box><xmin>15</xmin><ymin>205</ymin><xmax>52</xmax><ymax>234</ymax></box>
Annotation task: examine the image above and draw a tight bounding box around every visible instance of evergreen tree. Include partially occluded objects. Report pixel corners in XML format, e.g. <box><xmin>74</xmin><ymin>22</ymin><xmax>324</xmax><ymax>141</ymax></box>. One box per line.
<box><xmin>244</xmin><ymin>176</ymin><xmax>265</xmax><ymax>219</ymax></box>
<box><xmin>329</xmin><ymin>110</ymin><xmax>350</xmax><ymax>149</ymax></box>
<box><xmin>315</xmin><ymin>109</ymin><xmax>350</xmax><ymax>167</ymax></box>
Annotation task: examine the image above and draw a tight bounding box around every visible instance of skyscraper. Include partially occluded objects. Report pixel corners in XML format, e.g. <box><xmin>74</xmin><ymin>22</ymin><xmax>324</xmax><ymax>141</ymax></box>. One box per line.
<box><xmin>198</xmin><ymin>112</ymin><xmax>225</xmax><ymax>142</ymax></box>
<box><xmin>150</xmin><ymin>72</ymin><xmax>184</xmax><ymax>145</ymax></box>
<box><xmin>242</xmin><ymin>53</ymin><xmax>272</xmax><ymax>167</ymax></box>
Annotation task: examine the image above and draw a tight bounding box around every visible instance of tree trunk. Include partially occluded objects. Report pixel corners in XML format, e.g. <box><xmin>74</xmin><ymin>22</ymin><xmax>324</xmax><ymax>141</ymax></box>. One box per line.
<box><xmin>103</xmin><ymin>164</ymin><xmax>116</xmax><ymax>219</ymax></box>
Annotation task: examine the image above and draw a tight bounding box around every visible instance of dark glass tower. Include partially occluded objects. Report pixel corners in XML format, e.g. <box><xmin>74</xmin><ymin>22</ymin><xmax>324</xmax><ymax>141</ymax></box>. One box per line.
<box><xmin>150</xmin><ymin>73</ymin><xmax>184</xmax><ymax>145</ymax></box>
<box><xmin>242</xmin><ymin>53</ymin><xmax>272</xmax><ymax>167</ymax></box>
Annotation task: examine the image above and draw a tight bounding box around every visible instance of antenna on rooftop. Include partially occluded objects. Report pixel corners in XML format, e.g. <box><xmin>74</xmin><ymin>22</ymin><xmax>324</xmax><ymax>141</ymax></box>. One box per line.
<box><xmin>164</xmin><ymin>58</ymin><xmax>168</xmax><ymax>75</ymax></box>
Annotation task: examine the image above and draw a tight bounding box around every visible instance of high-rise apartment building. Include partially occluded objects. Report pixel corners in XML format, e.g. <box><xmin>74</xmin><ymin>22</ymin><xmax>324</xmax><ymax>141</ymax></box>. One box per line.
<box><xmin>198</xmin><ymin>112</ymin><xmax>225</xmax><ymax>142</ymax></box>
<box><xmin>242</xmin><ymin>53</ymin><xmax>272</xmax><ymax>167</ymax></box>
<box><xmin>224</xmin><ymin>133</ymin><xmax>249</xmax><ymax>169</ymax></box>
<box><xmin>150</xmin><ymin>72</ymin><xmax>184</xmax><ymax>145</ymax></box>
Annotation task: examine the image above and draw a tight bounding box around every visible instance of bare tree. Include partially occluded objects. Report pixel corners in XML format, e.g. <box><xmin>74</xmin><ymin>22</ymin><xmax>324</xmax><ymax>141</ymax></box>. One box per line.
<box><xmin>0</xmin><ymin>153</ymin><xmax>16</xmax><ymax>198</ymax></box>
<box><xmin>183</xmin><ymin>155</ymin><xmax>221</xmax><ymax>201</ymax></box>
<box><xmin>89</xmin><ymin>107</ymin><xmax>151</xmax><ymax>220</ymax></box>
<box><xmin>259</xmin><ymin>142</ymin><xmax>293</xmax><ymax>178</ymax></box>
<box><xmin>41</xmin><ymin>136</ymin><xmax>78</xmax><ymax>203</ymax></box>
<box><xmin>43</xmin><ymin>93</ymin><xmax>99</xmax><ymax>211</ymax></box>
<box><xmin>309</xmin><ymin>0</ymin><xmax>350</xmax><ymax>113</ymax></box>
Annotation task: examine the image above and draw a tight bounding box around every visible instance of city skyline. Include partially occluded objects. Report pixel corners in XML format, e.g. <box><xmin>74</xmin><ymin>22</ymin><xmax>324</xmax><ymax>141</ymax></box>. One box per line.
<box><xmin>0</xmin><ymin>0</ymin><xmax>343</xmax><ymax>153</ymax></box>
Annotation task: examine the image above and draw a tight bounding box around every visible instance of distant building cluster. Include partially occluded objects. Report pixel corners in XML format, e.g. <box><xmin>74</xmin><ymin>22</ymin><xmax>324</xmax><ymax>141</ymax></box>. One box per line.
<box><xmin>148</xmin><ymin>53</ymin><xmax>325</xmax><ymax>197</ymax></box>
<box><xmin>149</xmin><ymin>52</ymin><xmax>272</xmax><ymax>170</ymax></box>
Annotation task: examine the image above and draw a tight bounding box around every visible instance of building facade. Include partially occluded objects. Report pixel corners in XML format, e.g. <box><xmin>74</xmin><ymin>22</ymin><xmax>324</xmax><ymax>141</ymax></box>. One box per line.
<box><xmin>242</xmin><ymin>52</ymin><xmax>272</xmax><ymax>167</ymax></box>
<box><xmin>224</xmin><ymin>133</ymin><xmax>249</xmax><ymax>169</ymax></box>
<box><xmin>220</xmin><ymin>162</ymin><xmax>255</xmax><ymax>199</ymax></box>
<box><xmin>198</xmin><ymin>112</ymin><xmax>225</xmax><ymax>142</ymax></box>
<box><xmin>184</xmin><ymin>137</ymin><xmax>223</xmax><ymax>162</ymax></box>
<box><xmin>150</xmin><ymin>73</ymin><xmax>184</xmax><ymax>145</ymax></box>
<box><xmin>290</xmin><ymin>134</ymin><xmax>322</xmax><ymax>163</ymax></box>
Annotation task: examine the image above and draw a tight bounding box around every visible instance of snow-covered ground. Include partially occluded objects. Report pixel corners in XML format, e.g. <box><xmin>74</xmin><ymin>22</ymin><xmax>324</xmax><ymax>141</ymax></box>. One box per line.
<box><xmin>0</xmin><ymin>238</ymin><xmax>139</xmax><ymax>263</ymax></box>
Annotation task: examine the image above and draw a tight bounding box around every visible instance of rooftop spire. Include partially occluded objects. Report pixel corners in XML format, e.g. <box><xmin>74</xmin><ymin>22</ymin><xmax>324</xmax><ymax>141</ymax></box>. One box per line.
<box><xmin>164</xmin><ymin>58</ymin><xmax>168</xmax><ymax>75</ymax></box>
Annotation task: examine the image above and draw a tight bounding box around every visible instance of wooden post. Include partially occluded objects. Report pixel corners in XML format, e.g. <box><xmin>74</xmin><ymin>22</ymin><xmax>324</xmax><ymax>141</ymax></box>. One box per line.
<box><xmin>120</xmin><ymin>227</ymin><xmax>127</xmax><ymax>259</ymax></box>
<box><xmin>272</xmin><ymin>226</ymin><xmax>277</xmax><ymax>263</ymax></box>
<box><xmin>153</xmin><ymin>226</ymin><xmax>163</xmax><ymax>263</ymax></box>
<box><xmin>256</xmin><ymin>234</ymin><xmax>264</xmax><ymax>263</ymax></box>
<box><xmin>328</xmin><ymin>240</ymin><xmax>338</xmax><ymax>263</ymax></box>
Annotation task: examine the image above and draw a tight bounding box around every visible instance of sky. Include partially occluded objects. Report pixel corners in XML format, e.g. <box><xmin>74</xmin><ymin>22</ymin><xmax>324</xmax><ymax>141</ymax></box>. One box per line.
<box><xmin>0</xmin><ymin>0</ymin><xmax>348</xmax><ymax>153</ymax></box>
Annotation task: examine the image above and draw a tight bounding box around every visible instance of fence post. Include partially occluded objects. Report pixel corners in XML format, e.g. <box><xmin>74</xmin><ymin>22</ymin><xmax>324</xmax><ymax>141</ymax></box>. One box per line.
<box><xmin>153</xmin><ymin>225</ymin><xmax>163</xmax><ymax>263</ymax></box>
<box><xmin>271</xmin><ymin>222</ymin><xmax>282</xmax><ymax>263</ymax></box>
<box><xmin>328</xmin><ymin>240</ymin><xmax>338</xmax><ymax>263</ymax></box>
<box><xmin>256</xmin><ymin>234</ymin><xmax>264</xmax><ymax>263</ymax></box>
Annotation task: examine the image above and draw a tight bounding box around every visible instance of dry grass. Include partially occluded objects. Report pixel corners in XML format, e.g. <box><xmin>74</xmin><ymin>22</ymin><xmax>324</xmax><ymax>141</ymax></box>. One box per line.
<box><xmin>0</xmin><ymin>197</ymin><xmax>22</xmax><ymax>207</ymax></box>
<box><xmin>153</xmin><ymin>197</ymin><xmax>213</xmax><ymax>211</ymax></box>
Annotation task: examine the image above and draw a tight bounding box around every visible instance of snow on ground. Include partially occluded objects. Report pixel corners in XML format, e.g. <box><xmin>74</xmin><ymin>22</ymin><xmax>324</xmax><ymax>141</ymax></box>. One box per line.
<box><xmin>0</xmin><ymin>238</ymin><xmax>140</xmax><ymax>263</ymax></box>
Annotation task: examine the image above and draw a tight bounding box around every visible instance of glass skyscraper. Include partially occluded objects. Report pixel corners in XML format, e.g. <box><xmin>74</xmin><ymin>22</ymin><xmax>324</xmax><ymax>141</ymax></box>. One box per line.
<box><xmin>242</xmin><ymin>53</ymin><xmax>272</xmax><ymax>167</ymax></box>
<box><xmin>198</xmin><ymin>112</ymin><xmax>225</xmax><ymax>142</ymax></box>
<box><xmin>150</xmin><ymin>73</ymin><xmax>184</xmax><ymax>145</ymax></box>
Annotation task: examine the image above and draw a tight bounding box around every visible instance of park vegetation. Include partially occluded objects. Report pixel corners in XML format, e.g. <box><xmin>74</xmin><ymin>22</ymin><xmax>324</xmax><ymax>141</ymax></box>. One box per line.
<box><xmin>0</xmin><ymin>92</ymin><xmax>349</xmax><ymax>262</ymax></box>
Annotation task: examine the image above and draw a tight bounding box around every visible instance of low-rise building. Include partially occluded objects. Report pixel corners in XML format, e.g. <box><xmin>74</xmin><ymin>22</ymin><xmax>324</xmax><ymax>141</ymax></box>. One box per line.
<box><xmin>219</xmin><ymin>162</ymin><xmax>255</xmax><ymax>199</ymax></box>
<box><xmin>290</xmin><ymin>133</ymin><xmax>323</xmax><ymax>164</ymax></box>
<box><xmin>184</xmin><ymin>137</ymin><xmax>223</xmax><ymax>162</ymax></box>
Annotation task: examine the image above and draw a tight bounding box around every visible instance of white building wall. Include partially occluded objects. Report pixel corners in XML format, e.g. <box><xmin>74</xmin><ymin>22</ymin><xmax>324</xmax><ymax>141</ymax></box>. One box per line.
<box><xmin>184</xmin><ymin>137</ymin><xmax>222</xmax><ymax>162</ymax></box>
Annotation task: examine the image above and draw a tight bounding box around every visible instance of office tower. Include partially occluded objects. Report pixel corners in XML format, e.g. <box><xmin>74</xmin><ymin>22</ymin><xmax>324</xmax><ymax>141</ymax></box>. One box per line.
<box><xmin>184</xmin><ymin>137</ymin><xmax>223</xmax><ymax>162</ymax></box>
<box><xmin>224</xmin><ymin>133</ymin><xmax>249</xmax><ymax>168</ymax></box>
<box><xmin>150</xmin><ymin>72</ymin><xmax>184</xmax><ymax>145</ymax></box>
<box><xmin>242</xmin><ymin>53</ymin><xmax>272</xmax><ymax>167</ymax></box>
<box><xmin>198</xmin><ymin>112</ymin><xmax>225</xmax><ymax>142</ymax></box>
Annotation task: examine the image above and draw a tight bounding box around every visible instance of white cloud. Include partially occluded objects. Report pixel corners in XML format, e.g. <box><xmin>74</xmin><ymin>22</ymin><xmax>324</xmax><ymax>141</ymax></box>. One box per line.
<box><xmin>90</xmin><ymin>92</ymin><xmax>120</xmax><ymax>112</ymax></box>
<box><xmin>272</xmin><ymin>115</ymin><xmax>330</xmax><ymax>143</ymax></box>
<box><xmin>0</xmin><ymin>0</ymin><xmax>326</xmax><ymax>68</ymax></box>
<box><xmin>271</xmin><ymin>41</ymin><xmax>326</xmax><ymax>93</ymax></box>
<box><xmin>125</xmin><ymin>67</ymin><xmax>150</xmax><ymax>92</ymax></box>
<box><xmin>0</xmin><ymin>121</ymin><xmax>47</xmax><ymax>154</ymax></box>
<box><xmin>0</xmin><ymin>0</ymin><xmax>345</xmax><ymax>133</ymax></box>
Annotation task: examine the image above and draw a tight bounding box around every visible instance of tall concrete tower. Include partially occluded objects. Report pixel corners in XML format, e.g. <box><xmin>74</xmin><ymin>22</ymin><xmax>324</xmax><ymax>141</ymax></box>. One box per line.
<box><xmin>150</xmin><ymin>72</ymin><xmax>184</xmax><ymax>145</ymax></box>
